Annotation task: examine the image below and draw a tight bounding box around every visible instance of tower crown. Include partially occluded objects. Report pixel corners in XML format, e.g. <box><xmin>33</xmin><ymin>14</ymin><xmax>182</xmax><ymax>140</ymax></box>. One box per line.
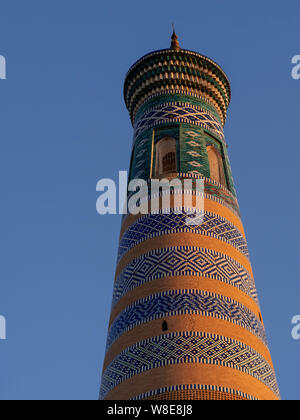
<box><xmin>124</xmin><ymin>39</ymin><xmax>231</xmax><ymax>127</ymax></box>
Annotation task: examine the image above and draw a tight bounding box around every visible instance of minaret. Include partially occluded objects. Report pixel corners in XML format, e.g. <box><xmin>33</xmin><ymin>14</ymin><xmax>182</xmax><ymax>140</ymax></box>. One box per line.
<box><xmin>100</xmin><ymin>32</ymin><xmax>280</xmax><ymax>401</ymax></box>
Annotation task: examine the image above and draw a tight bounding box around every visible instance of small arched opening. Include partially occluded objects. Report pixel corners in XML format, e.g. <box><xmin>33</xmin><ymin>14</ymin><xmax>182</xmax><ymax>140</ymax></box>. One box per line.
<box><xmin>155</xmin><ymin>137</ymin><xmax>177</xmax><ymax>177</ymax></box>
<box><xmin>206</xmin><ymin>145</ymin><xmax>227</xmax><ymax>187</ymax></box>
<box><xmin>162</xmin><ymin>320</ymin><xmax>169</xmax><ymax>332</ymax></box>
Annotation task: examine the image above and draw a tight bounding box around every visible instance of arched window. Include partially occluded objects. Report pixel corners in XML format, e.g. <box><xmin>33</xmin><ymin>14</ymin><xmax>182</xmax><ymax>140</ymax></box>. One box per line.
<box><xmin>155</xmin><ymin>137</ymin><xmax>177</xmax><ymax>177</ymax></box>
<box><xmin>207</xmin><ymin>145</ymin><xmax>226</xmax><ymax>187</ymax></box>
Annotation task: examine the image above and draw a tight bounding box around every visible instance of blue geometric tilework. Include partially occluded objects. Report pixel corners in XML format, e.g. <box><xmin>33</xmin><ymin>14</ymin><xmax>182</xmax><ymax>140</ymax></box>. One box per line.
<box><xmin>100</xmin><ymin>332</ymin><xmax>279</xmax><ymax>400</ymax></box>
<box><xmin>134</xmin><ymin>102</ymin><xmax>225</xmax><ymax>141</ymax></box>
<box><xmin>179</xmin><ymin>127</ymin><xmax>210</xmax><ymax>178</ymax></box>
<box><xmin>130</xmin><ymin>134</ymin><xmax>152</xmax><ymax>181</ymax></box>
<box><xmin>106</xmin><ymin>289</ymin><xmax>266</xmax><ymax>351</ymax></box>
<box><xmin>131</xmin><ymin>384</ymin><xmax>257</xmax><ymax>401</ymax></box>
<box><xmin>134</xmin><ymin>93</ymin><xmax>221</xmax><ymax>127</ymax></box>
<box><xmin>118</xmin><ymin>211</ymin><xmax>249</xmax><ymax>263</ymax></box>
<box><xmin>113</xmin><ymin>246</ymin><xmax>258</xmax><ymax>308</ymax></box>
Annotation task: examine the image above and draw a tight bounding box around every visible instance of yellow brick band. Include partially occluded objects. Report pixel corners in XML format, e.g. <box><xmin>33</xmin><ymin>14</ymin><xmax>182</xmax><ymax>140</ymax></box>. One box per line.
<box><xmin>104</xmin><ymin>363</ymin><xmax>279</xmax><ymax>401</ymax></box>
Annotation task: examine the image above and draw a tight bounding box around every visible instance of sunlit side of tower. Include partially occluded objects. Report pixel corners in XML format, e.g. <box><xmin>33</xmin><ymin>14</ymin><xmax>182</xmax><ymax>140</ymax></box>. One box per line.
<box><xmin>100</xmin><ymin>32</ymin><xmax>280</xmax><ymax>400</ymax></box>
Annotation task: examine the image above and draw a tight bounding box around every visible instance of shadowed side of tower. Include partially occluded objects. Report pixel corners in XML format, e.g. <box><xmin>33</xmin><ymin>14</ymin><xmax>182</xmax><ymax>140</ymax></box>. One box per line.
<box><xmin>99</xmin><ymin>33</ymin><xmax>280</xmax><ymax>401</ymax></box>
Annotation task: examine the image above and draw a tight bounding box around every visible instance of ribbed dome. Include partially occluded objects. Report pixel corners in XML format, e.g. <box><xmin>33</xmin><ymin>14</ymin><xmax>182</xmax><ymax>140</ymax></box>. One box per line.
<box><xmin>124</xmin><ymin>46</ymin><xmax>231</xmax><ymax>127</ymax></box>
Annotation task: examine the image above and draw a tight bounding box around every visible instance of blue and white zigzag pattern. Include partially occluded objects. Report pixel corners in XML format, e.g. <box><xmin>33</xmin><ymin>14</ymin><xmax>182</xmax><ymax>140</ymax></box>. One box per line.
<box><xmin>118</xmin><ymin>211</ymin><xmax>248</xmax><ymax>263</ymax></box>
<box><xmin>134</xmin><ymin>102</ymin><xmax>225</xmax><ymax>141</ymax></box>
<box><xmin>107</xmin><ymin>289</ymin><xmax>266</xmax><ymax>351</ymax></box>
<box><xmin>113</xmin><ymin>246</ymin><xmax>258</xmax><ymax>308</ymax></box>
<box><xmin>131</xmin><ymin>384</ymin><xmax>257</xmax><ymax>400</ymax></box>
<box><xmin>100</xmin><ymin>332</ymin><xmax>279</xmax><ymax>400</ymax></box>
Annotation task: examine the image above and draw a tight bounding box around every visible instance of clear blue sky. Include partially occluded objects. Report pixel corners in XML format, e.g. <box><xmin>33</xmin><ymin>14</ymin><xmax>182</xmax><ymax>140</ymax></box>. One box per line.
<box><xmin>0</xmin><ymin>0</ymin><xmax>299</xmax><ymax>400</ymax></box>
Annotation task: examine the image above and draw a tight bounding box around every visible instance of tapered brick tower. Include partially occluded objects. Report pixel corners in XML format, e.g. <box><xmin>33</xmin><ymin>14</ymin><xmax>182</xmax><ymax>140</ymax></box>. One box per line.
<box><xmin>100</xmin><ymin>32</ymin><xmax>280</xmax><ymax>400</ymax></box>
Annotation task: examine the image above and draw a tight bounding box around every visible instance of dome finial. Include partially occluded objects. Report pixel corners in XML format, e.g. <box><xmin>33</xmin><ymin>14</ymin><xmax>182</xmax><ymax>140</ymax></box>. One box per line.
<box><xmin>171</xmin><ymin>23</ymin><xmax>181</xmax><ymax>51</ymax></box>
